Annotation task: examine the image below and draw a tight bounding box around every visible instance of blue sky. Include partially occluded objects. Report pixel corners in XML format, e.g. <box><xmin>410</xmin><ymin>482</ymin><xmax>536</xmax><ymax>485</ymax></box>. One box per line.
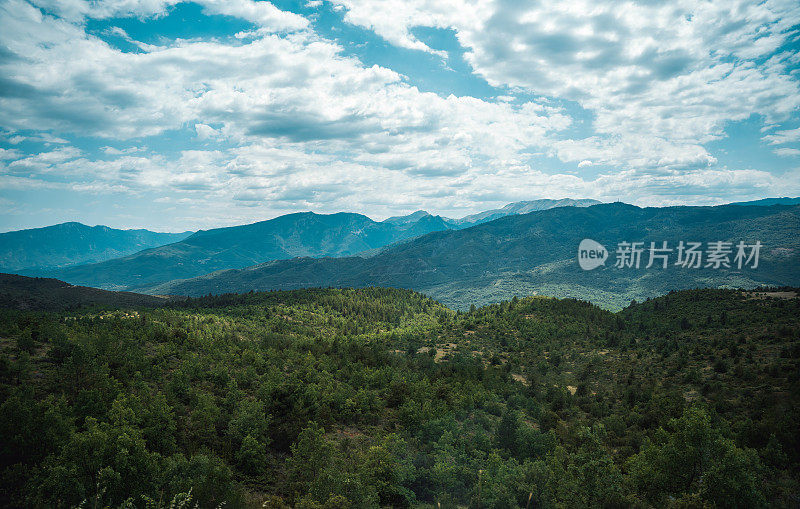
<box><xmin>1</xmin><ymin>0</ymin><xmax>799</xmax><ymax>232</ymax></box>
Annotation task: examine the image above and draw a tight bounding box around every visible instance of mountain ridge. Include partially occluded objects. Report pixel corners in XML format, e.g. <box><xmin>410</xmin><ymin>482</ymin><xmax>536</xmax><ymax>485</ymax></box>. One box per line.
<box><xmin>0</xmin><ymin>222</ymin><xmax>192</xmax><ymax>273</ymax></box>
<box><xmin>43</xmin><ymin>211</ymin><xmax>453</xmax><ymax>291</ymax></box>
<box><xmin>35</xmin><ymin>198</ymin><xmax>602</xmax><ymax>290</ymax></box>
<box><xmin>143</xmin><ymin>202</ymin><xmax>800</xmax><ymax>310</ymax></box>
<box><xmin>446</xmin><ymin>198</ymin><xmax>602</xmax><ymax>226</ymax></box>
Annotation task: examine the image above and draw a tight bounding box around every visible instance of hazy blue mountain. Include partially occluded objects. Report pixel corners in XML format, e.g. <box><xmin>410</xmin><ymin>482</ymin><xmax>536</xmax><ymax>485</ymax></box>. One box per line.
<box><xmin>48</xmin><ymin>212</ymin><xmax>455</xmax><ymax>291</ymax></box>
<box><xmin>730</xmin><ymin>197</ymin><xmax>800</xmax><ymax>206</ymax></box>
<box><xmin>145</xmin><ymin>203</ymin><xmax>800</xmax><ymax>310</ymax></box>
<box><xmin>382</xmin><ymin>210</ymin><xmax>433</xmax><ymax>225</ymax></box>
<box><xmin>0</xmin><ymin>222</ymin><xmax>192</xmax><ymax>273</ymax></box>
<box><xmin>48</xmin><ymin>199</ymin><xmax>600</xmax><ymax>291</ymax></box>
<box><xmin>446</xmin><ymin>198</ymin><xmax>602</xmax><ymax>226</ymax></box>
<box><xmin>382</xmin><ymin>199</ymin><xmax>602</xmax><ymax>229</ymax></box>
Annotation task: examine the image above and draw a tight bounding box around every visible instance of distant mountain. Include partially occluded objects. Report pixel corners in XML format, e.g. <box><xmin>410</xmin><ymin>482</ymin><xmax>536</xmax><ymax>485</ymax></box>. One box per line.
<box><xmin>446</xmin><ymin>198</ymin><xmax>602</xmax><ymax>226</ymax></box>
<box><xmin>0</xmin><ymin>222</ymin><xmax>192</xmax><ymax>273</ymax></box>
<box><xmin>730</xmin><ymin>197</ymin><xmax>800</xmax><ymax>206</ymax></box>
<box><xmin>48</xmin><ymin>212</ymin><xmax>455</xmax><ymax>291</ymax></box>
<box><xmin>382</xmin><ymin>210</ymin><xmax>433</xmax><ymax>225</ymax></box>
<box><xmin>145</xmin><ymin>203</ymin><xmax>800</xmax><ymax>310</ymax></box>
<box><xmin>0</xmin><ymin>273</ymin><xmax>167</xmax><ymax>311</ymax></box>
<box><xmin>382</xmin><ymin>199</ymin><xmax>602</xmax><ymax>229</ymax></box>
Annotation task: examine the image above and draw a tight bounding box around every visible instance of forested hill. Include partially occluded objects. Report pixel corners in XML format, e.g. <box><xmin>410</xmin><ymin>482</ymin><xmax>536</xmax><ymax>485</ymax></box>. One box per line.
<box><xmin>146</xmin><ymin>202</ymin><xmax>800</xmax><ymax>309</ymax></box>
<box><xmin>0</xmin><ymin>286</ymin><xmax>797</xmax><ymax>507</ymax></box>
<box><xmin>0</xmin><ymin>273</ymin><xmax>168</xmax><ymax>311</ymax></box>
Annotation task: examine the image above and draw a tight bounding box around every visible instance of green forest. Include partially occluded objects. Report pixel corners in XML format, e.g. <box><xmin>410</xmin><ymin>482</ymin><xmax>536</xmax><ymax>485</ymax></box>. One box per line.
<box><xmin>0</xmin><ymin>286</ymin><xmax>797</xmax><ymax>508</ymax></box>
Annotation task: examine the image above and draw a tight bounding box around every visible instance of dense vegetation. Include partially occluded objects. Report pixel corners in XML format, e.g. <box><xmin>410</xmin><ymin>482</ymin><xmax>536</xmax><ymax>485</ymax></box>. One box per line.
<box><xmin>0</xmin><ymin>274</ymin><xmax>168</xmax><ymax>311</ymax></box>
<box><xmin>0</xmin><ymin>286</ymin><xmax>797</xmax><ymax>507</ymax></box>
<box><xmin>142</xmin><ymin>203</ymin><xmax>800</xmax><ymax>310</ymax></box>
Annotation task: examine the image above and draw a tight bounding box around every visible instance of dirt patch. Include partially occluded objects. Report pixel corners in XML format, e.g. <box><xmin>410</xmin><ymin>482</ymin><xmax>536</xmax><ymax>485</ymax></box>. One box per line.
<box><xmin>744</xmin><ymin>291</ymin><xmax>798</xmax><ymax>300</ymax></box>
<box><xmin>417</xmin><ymin>343</ymin><xmax>458</xmax><ymax>362</ymax></box>
<box><xmin>683</xmin><ymin>390</ymin><xmax>700</xmax><ymax>402</ymax></box>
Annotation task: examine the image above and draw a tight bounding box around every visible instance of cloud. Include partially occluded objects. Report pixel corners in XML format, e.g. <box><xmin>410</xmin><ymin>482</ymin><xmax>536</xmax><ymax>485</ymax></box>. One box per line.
<box><xmin>0</xmin><ymin>0</ymin><xmax>571</xmax><ymax>185</ymax></box>
<box><xmin>195</xmin><ymin>123</ymin><xmax>220</xmax><ymax>140</ymax></box>
<box><xmin>6</xmin><ymin>146</ymin><xmax>84</xmax><ymax>173</ymax></box>
<box><xmin>101</xmin><ymin>146</ymin><xmax>145</xmax><ymax>155</ymax></box>
<box><xmin>0</xmin><ymin>148</ymin><xmax>21</xmax><ymax>159</ymax></box>
<box><xmin>1</xmin><ymin>0</ymin><xmax>799</xmax><ymax>231</ymax></box>
<box><xmin>763</xmin><ymin>127</ymin><xmax>800</xmax><ymax>145</ymax></box>
<box><xmin>27</xmin><ymin>0</ymin><xmax>308</xmax><ymax>30</ymax></box>
<box><xmin>199</xmin><ymin>0</ymin><xmax>308</xmax><ymax>31</ymax></box>
<box><xmin>773</xmin><ymin>147</ymin><xmax>800</xmax><ymax>157</ymax></box>
<box><xmin>329</xmin><ymin>0</ymin><xmax>800</xmax><ymax>169</ymax></box>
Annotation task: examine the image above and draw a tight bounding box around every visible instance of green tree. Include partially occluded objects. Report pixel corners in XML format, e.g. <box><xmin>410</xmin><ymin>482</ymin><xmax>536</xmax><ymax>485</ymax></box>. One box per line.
<box><xmin>628</xmin><ymin>406</ymin><xmax>766</xmax><ymax>507</ymax></box>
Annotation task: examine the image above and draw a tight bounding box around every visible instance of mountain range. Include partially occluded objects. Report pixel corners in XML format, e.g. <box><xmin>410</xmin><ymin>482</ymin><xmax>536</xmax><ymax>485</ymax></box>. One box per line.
<box><xmin>142</xmin><ymin>202</ymin><xmax>800</xmax><ymax>309</ymax></box>
<box><xmin>3</xmin><ymin>197</ymin><xmax>798</xmax><ymax>309</ymax></box>
<box><xmin>0</xmin><ymin>222</ymin><xmax>191</xmax><ymax>273</ymax></box>
<box><xmin>442</xmin><ymin>198</ymin><xmax>601</xmax><ymax>226</ymax></box>
<box><xmin>42</xmin><ymin>212</ymin><xmax>452</xmax><ymax>291</ymax></box>
<box><xmin>20</xmin><ymin>199</ymin><xmax>599</xmax><ymax>291</ymax></box>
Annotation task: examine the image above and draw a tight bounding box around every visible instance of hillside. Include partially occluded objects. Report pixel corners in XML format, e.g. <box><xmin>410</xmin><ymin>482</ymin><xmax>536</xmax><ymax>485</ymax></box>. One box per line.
<box><xmin>0</xmin><ymin>273</ymin><xmax>168</xmax><ymax>311</ymax></box>
<box><xmin>47</xmin><ymin>212</ymin><xmax>454</xmax><ymax>291</ymax></box>
<box><xmin>0</xmin><ymin>222</ymin><xmax>192</xmax><ymax>273</ymax></box>
<box><xmin>731</xmin><ymin>197</ymin><xmax>800</xmax><ymax>206</ymax></box>
<box><xmin>0</xmin><ymin>287</ymin><xmax>796</xmax><ymax>507</ymax></box>
<box><xmin>147</xmin><ymin>203</ymin><xmax>800</xmax><ymax>309</ymax></box>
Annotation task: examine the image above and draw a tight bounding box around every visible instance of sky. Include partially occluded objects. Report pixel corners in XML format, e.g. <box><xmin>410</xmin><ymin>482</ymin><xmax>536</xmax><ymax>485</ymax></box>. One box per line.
<box><xmin>1</xmin><ymin>0</ymin><xmax>799</xmax><ymax>232</ymax></box>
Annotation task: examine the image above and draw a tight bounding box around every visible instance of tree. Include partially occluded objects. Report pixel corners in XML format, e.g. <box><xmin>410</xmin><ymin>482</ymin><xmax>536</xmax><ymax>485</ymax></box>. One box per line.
<box><xmin>495</xmin><ymin>410</ymin><xmax>519</xmax><ymax>456</ymax></box>
<box><xmin>627</xmin><ymin>406</ymin><xmax>766</xmax><ymax>507</ymax></box>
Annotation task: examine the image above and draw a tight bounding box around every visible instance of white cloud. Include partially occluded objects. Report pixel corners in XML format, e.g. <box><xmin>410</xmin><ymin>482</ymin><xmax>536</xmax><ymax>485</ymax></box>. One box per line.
<box><xmin>773</xmin><ymin>147</ymin><xmax>800</xmax><ymax>157</ymax></box>
<box><xmin>329</xmin><ymin>0</ymin><xmax>800</xmax><ymax>169</ymax></box>
<box><xmin>0</xmin><ymin>0</ymin><xmax>570</xmax><ymax>183</ymax></box>
<box><xmin>7</xmin><ymin>146</ymin><xmax>83</xmax><ymax>170</ymax></box>
<box><xmin>763</xmin><ymin>127</ymin><xmax>800</xmax><ymax>145</ymax></box>
<box><xmin>194</xmin><ymin>123</ymin><xmax>220</xmax><ymax>140</ymax></box>
<box><xmin>0</xmin><ymin>148</ymin><xmax>21</xmax><ymax>160</ymax></box>
<box><xmin>101</xmin><ymin>146</ymin><xmax>145</xmax><ymax>155</ymax></box>
<box><xmin>200</xmin><ymin>0</ymin><xmax>308</xmax><ymax>31</ymax></box>
<box><xmin>1</xmin><ymin>0</ymin><xmax>799</xmax><ymax>230</ymax></box>
<box><xmin>26</xmin><ymin>0</ymin><xmax>308</xmax><ymax>30</ymax></box>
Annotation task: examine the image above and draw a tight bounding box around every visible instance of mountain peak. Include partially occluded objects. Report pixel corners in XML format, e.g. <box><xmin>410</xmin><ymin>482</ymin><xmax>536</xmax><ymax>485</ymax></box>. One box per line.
<box><xmin>382</xmin><ymin>210</ymin><xmax>431</xmax><ymax>225</ymax></box>
<box><xmin>450</xmin><ymin>198</ymin><xmax>601</xmax><ymax>226</ymax></box>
